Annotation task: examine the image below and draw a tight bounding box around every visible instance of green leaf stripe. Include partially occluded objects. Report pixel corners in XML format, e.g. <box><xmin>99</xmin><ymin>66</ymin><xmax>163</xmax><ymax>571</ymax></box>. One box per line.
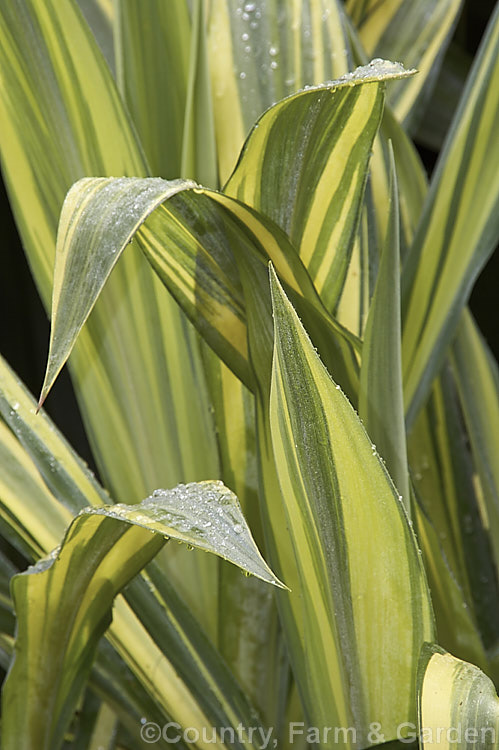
<box><xmin>269</xmin><ymin>268</ymin><xmax>434</xmax><ymax>747</ymax></box>
<box><xmin>402</xmin><ymin>3</ymin><xmax>499</xmax><ymax>424</ymax></box>
<box><xmin>226</xmin><ymin>60</ymin><xmax>415</xmax><ymax>311</ymax></box>
<box><xmin>418</xmin><ymin>645</ymin><xmax>499</xmax><ymax>750</ymax></box>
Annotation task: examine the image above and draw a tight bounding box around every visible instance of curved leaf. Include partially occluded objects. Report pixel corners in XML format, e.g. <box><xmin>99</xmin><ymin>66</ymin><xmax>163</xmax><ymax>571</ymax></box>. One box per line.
<box><xmin>225</xmin><ymin>60</ymin><xmax>415</xmax><ymax>311</ymax></box>
<box><xmin>347</xmin><ymin>0</ymin><xmax>462</xmax><ymax>125</ymax></box>
<box><xmin>40</xmin><ymin>172</ymin><xmax>360</xmax><ymax>406</ymax></box>
<box><xmin>408</xmin><ymin>368</ymin><xmax>499</xmax><ymax>660</ymax></box>
<box><xmin>0</xmin><ymin>0</ymin><xmax>218</xmax><ymax>505</ymax></box>
<box><xmin>115</xmin><ymin>0</ymin><xmax>191</xmax><ymax>179</ymax></box>
<box><xmin>207</xmin><ymin>0</ymin><xmax>351</xmax><ymax>182</ymax></box>
<box><xmin>418</xmin><ymin>645</ymin><xmax>499</xmax><ymax>750</ymax></box>
<box><xmin>2</xmin><ymin>480</ymin><xmax>283</xmax><ymax>750</ymax></box>
<box><xmin>451</xmin><ymin>311</ymin><xmax>499</xmax><ymax>586</ymax></box>
<box><xmin>414</xmin><ymin>498</ymin><xmax>489</xmax><ymax>675</ymax></box>
<box><xmin>269</xmin><ymin>267</ymin><xmax>434</xmax><ymax>746</ymax></box>
<box><xmin>0</xmin><ymin>355</ymin><xmax>277</xmax><ymax>750</ymax></box>
<box><xmin>402</xmin><ymin>2</ymin><xmax>499</xmax><ymax>424</ymax></box>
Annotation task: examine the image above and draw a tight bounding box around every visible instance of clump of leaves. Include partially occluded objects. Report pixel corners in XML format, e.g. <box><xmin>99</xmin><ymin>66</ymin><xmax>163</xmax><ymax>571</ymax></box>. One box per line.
<box><xmin>0</xmin><ymin>1</ymin><xmax>498</xmax><ymax>749</ymax></box>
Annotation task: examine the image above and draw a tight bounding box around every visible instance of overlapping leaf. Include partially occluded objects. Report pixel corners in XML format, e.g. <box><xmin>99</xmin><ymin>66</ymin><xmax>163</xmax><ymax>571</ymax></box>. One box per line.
<box><xmin>0</xmin><ymin>0</ymin><xmax>218</xmax><ymax>505</ymax></box>
<box><xmin>451</xmin><ymin>311</ymin><xmax>499</xmax><ymax>586</ymax></box>
<box><xmin>207</xmin><ymin>0</ymin><xmax>351</xmax><ymax>182</ymax></box>
<box><xmin>115</xmin><ymin>0</ymin><xmax>191</xmax><ymax>180</ymax></box>
<box><xmin>408</xmin><ymin>366</ymin><xmax>499</xmax><ymax>667</ymax></box>
<box><xmin>0</xmin><ymin>355</ymin><xmax>276</xmax><ymax>750</ymax></box>
<box><xmin>225</xmin><ymin>60</ymin><xmax>414</xmax><ymax>312</ymax></box>
<box><xmin>347</xmin><ymin>0</ymin><xmax>463</xmax><ymax>125</ymax></box>
<box><xmin>2</xmin><ymin>480</ymin><xmax>283</xmax><ymax>750</ymax></box>
<box><xmin>402</xmin><ymin>2</ymin><xmax>499</xmax><ymax>424</ymax></box>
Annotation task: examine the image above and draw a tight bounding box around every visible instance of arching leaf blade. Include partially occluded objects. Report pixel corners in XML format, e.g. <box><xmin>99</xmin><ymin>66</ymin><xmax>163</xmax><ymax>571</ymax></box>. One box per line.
<box><xmin>208</xmin><ymin>0</ymin><xmax>351</xmax><ymax>184</ymax></box>
<box><xmin>402</xmin><ymin>3</ymin><xmax>499</xmax><ymax>425</ymax></box>
<box><xmin>418</xmin><ymin>645</ymin><xmax>499</xmax><ymax>750</ymax></box>
<box><xmin>2</xmin><ymin>480</ymin><xmax>284</xmax><ymax>750</ymax></box>
<box><xmin>226</xmin><ymin>61</ymin><xmax>415</xmax><ymax>312</ymax></box>
<box><xmin>0</xmin><ymin>0</ymin><xmax>218</xmax><ymax>503</ymax></box>
<box><xmin>347</xmin><ymin>0</ymin><xmax>462</xmax><ymax>125</ymax></box>
<box><xmin>41</xmin><ymin>172</ymin><xmax>360</xmax><ymax>406</ymax></box>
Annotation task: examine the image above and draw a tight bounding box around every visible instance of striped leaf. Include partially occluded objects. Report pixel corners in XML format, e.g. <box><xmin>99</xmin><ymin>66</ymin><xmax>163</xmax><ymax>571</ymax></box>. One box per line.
<box><xmin>115</xmin><ymin>0</ymin><xmax>191</xmax><ymax>179</ymax></box>
<box><xmin>269</xmin><ymin>268</ymin><xmax>434</xmax><ymax>747</ymax></box>
<box><xmin>418</xmin><ymin>645</ymin><xmax>499</xmax><ymax>750</ymax></box>
<box><xmin>414</xmin><ymin>498</ymin><xmax>489</xmax><ymax>675</ymax></box>
<box><xmin>115</xmin><ymin>0</ymin><xmax>280</xmax><ymax>707</ymax></box>
<box><xmin>451</xmin><ymin>311</ymin><xmax>499</xmax><ymax>587</ymax></box>
<box><xmin>2</xmin><ymin>481</ymin><xmax>283</xmax><ymax>750</ymax></box>
<box><xmin>76</xmin><ymin>0</ymin><xmax>115</xmax><ymax>74</ymax></box>
<box><xmin>0</xmin><ymin>0</ymin><xmax>218</xmax><ymax>506</ymax></box>
<box><xmin>207</xmin><ymin>0</ymin><xmax>350</xmax><ymax>183</ymax></box>
<box><xmin>402</xmin><ymin>2</ymin><xmax>499</xmax><ymax>425</ymax></box>
<box><xmin>39</xmin><ymin>171</ymin><xmax>360</xmax><ymax>408</ymax></box>
<box><xmin>347</xmin><ymin>0</ymin><xmax>463</xmax><ymax>125</ymax></box>
<box><xmin>0</xmin><ymin>355</ymin><xmax>276</xmax><ymax>750</ymax></box>
<box><xmin>345</xmin><ymin>26</ymin><xmax>428</xmax><ymax>254</ymax></box>
<box><xmin>225</xmin><ymin>60</ymin><xmax>415</xmax><ymax>312</ymax></box>
<box><xmin>415</xmin><ymin>41</ymin><xmax>472</xmax><ymax>152</ymax></box>
<box><xmin>181</xmin><ymin>0</ymin><xmax>218</xmax><ymax>188</ymax></box>
<box><xmin>408</xmin><ymin>367</ymin><xmax>499</xmax><ymax>664</ymax></box>
<box><xmin>359</xmin><ymin>144</ymin><xmax>410</xmax><ymax>512</ymax></box>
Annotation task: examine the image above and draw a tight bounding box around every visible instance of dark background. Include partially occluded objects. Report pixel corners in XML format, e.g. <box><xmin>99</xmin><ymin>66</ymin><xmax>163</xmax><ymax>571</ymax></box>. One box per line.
<box><xmin>0</xmin><ymin>0</ymin><xmax>497</xmax><ymax>471</ymax></box>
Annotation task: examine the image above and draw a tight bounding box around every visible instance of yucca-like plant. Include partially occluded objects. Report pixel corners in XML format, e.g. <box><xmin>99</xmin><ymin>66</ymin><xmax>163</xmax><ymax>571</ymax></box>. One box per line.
<box><xmin>0</xmin><ymin>1</ymin><xmax>499</xmax><ymax>748</ymax></box>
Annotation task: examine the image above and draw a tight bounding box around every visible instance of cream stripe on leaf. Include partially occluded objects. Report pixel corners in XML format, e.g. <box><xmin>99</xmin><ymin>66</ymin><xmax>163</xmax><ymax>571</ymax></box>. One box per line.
<box><xmin>76</xmin><ymin>0</ymin><xmax>115</xmax><ymax>74</ymax></box>
<box><xmin>0</xmin><ymin>355</ymin><xmax>279</xmax><ymax>750</ymax></box>
<box><xmin>418</xmin><ymin>645</ymin><xmax>499</xmax><ymax>750</ymax></box>
<box><xmin>39</xmin><ymin>174</ymin><xmax>361</xmax><ymax>411</ymax></box>
<box><xmin>359</xmin><ymin>144</ymin><xmax>410</xmax><ymax>514</ymax></box>
<box><xmin>451</xmin><ymin>311</ymin><xmax>499</xmax><ymax>588</ymax></box>
<box><xmin>2</xmin><ymin>481</ymin><xmax>284</xmax><ymax>750</ymax></box>
<box><xmin>117</xmin><ymin>0</ymin><xmax>269</xmax><ymax>669</ymax></box>
<box><xmin>402</xmin><ymin>3</ymin><xmax>499</xmax><ymax>426</ymax></box>
<box><xmin>414</xmin><ymin>496</ymin><xmax>490</xmax><ymax>676</ymax></box>
<box><xmin>207</xmin><ymin>0</ymin><xmax>350</xmax><ymax>184</ymax></box>
<box><xmin>0</xmin><ymin>0</ymin><xmax>219</xmax><ymax>507</ymax></box>
<box><xmin>269</xmin><ymin>268</ymin><xmax>434</xmax><ymax>748</ymax></box>
<box><xmin>347</xmin><ymin>0</ymin><xmax>463</xmax><ymax>125</ymax></box>
<box><xmin>115</xmin><ymin>0</ymin><xmax>191</xmax><ymax>180</ymax></box>
<box><xmin>408</xmin><ymin>368</ymin><xmax>499</xmax><ymax>665</ymax></box>
<box><xmin>225</xmin><ymin>61</ymin><xmax>415</xmax><ymax>313</ymax></box>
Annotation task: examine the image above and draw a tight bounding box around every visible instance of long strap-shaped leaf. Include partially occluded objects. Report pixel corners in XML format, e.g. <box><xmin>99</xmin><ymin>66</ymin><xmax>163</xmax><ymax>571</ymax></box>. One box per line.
<box><xmin>0</xmin><ymin>0</ymin><xmax>218</xmax><ymax>501</ymax></box>
<box><xmin>39</xmin><ymin>173</ymin><xmax>360</xmax><ymax>407</ymax></box>
<box><xmin>76</xmin><ymin>0</ymin><xmax>115</xmax><ymax>74</ymax></box>
<box><xmin>451</xmin><ymin>311</ymin><xmax>499</xmax><ymax>588</ymax></box>
<box><xmin>347</xmin><ymin>0</ymin><xmax>463</xmax><ymax>125</ymax></box>
<box><xmin>408</xmin><ymin>368</ymin><xmax>499</xmax><ymax>659</ymax></box>
<box><xmin>115</xmin><ymin>0</ymin><xmax>191</xmax><ymax>180</ymax></box>
<box><xmin>418</xmin><ymin>645</ymin><xmax>499</xmax><ymax>750</ymax></box>
<box><xmin>115</xmin><ymin>0</ymin><xmax>281</xmax><ymax>712</ymax></box>
<box><xmin>414</xmin><ymin>496</ymin><xmax>490</xmax><ymax>675</ymax></box>
<box><xmin>402</xmin><ymin>2</ymin><xmax>499</xmax><ymax>425</ymax></box>
<box><xmin>0</xmin><ymin>357</ymin><xmax>277</xmax><ymax>750</ymax></box>
<box><xmin>225</xmin><ymin>60</ymin><xmax>414</xmax><ymax>312</ymax></box>
<box><xmin>269</xmin><ymin>268</ymin><xmax>434</xmax><ymax>747</ymax></box>
<box><xmin>207</xmin><ymin>0</ymin><xmax>351</xmax><ymax>183</ymax></box>
<box><xmin>359</xmin><ymin>144</ymin><xmax>410</xmax><ymax>512</ymax></box>
<box><xmin>2</xmin><ymin>481</ymin><xmax>284</xmax><ymax>750</ymax></box>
